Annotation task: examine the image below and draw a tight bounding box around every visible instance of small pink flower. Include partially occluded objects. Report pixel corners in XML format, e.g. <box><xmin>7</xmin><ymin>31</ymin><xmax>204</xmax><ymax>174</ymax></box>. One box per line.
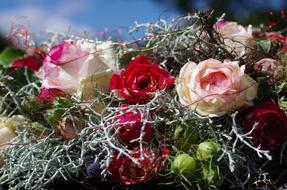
<box><xmin>38</xmin><ymin>87</ymin><xmax>66</xmax><ymax>102</ymax></box>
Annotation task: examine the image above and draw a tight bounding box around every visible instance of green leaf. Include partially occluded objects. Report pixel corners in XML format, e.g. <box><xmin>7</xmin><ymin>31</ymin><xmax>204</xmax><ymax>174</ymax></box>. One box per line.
<box><xmin>0</xmin><ymin>47</ymin><xmax>24</xmax><ymax>68</ymax></box>
<box><xmin>53</xmin><ymin>97</ymin><xmax>74</xmax><ymax>108</ymax></box>
<box><xmin>257</xmin><ymin>39</ymin><xmax>271</xmax><ymax>53</ymax></box>
<box><xmin>46</xmin><ymin>108</ymin><xmax>65</xmax><ymax>124</ymax></box>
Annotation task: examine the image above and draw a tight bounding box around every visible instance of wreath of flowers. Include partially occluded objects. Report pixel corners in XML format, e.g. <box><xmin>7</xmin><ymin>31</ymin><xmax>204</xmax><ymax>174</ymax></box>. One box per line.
<box><xmin>0</xmin><ymin>11</ymin><xmax>287</xmax><ymax>190</ymax></box>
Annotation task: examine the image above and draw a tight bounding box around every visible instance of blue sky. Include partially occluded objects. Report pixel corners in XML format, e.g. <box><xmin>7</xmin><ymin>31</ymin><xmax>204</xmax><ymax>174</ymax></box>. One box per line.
<box><xmin>0</xmin><ymin>0</ymin><xmax>179</xmax><ymax>39</ymax></box>
<box><xmin>0</xmin><ymin>0</ymin><xmax>285</xmax><ymax>40</ymax></box>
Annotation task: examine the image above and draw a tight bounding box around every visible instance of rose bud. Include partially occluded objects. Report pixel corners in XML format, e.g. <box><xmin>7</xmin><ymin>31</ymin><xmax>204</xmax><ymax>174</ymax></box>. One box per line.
<box><xmin>57</xmin><ymin>116</ymin><xmax>85</xmax><ymax>139</ymax></box>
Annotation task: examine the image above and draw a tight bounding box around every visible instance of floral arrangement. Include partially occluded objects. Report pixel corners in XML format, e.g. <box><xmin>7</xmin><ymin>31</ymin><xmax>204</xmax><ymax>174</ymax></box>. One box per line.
<box><xmin>0</xmin><ymin>11</ymin><xmax>287</xmax><ymax>190</ymax></box>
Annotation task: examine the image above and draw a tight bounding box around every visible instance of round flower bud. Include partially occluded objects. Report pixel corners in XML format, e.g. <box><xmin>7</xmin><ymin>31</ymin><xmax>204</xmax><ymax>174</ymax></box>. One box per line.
<box><xmin>171</xmin><ymin>153</ymin><xmax>197</xmax><ymax>176</ymax></box>
<box><xmin>196</xmin><ymin>141</ymin><xmax>220</xmax><ymax>160</ymax></box>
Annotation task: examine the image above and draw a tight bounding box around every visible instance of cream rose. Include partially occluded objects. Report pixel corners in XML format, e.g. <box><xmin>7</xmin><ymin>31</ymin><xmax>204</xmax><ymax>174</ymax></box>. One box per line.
<box><xmin>214</xmin><ymin>20</ymin><xmax>252</xmax><ymax>57</ymax></box>
<box><xmin>0</xmin><ymin>115</ymin><xmax>27</xmax><ymax>167</ymax></box>
<box><xmin>176</xmin><ymin>59</ymin><xmax>258</xmax><ymax>117</ymax></box>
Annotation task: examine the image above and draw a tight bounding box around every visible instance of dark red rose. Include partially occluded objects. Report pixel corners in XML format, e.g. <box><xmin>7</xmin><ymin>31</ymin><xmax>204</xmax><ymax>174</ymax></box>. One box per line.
<box><xmin>110</xmin><ymin>55</ymin><xmax>174</xmax><ymax>104</ymax></box>
<box><xmin>38</xmin><ymin>87</ymin><xmax>66</xmax><ymax>102</ymax></box>
<box><xmin>12</xmin><ymin>56</ymin><xmax>40</xmax><ymax>71</ymax></box>
<box><xmin>238</xmin><ymin>102</ymin><xmax>287</xmax><ymax>150</ymax></box>
<box><xmin>114</xmin><ymin>105</ymin><xmax>154</xmax><ymax>146</ymax></box>
<box><xmin>108</xmin><ymin>148</ymin><xmax>162</xmax><ymax>185</ymax></box>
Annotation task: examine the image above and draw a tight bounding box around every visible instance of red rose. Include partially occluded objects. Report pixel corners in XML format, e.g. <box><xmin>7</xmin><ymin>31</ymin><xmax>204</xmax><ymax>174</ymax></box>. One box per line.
<box><xmin>38</xmin><ymin>87</ymin><xmax>66</xmax><ymax>102</ymax></box>
<box><xmin>238</xmin><ymin>102</ymin><xmax>287</xmax><ymax>150</ymax></box>
<box><xmin>266</xmin><ymin>32</ymin><xmax>287</xmax><ymax>43</ymax></box>
<box><xmin>108</xmin><ymin>148</ymin><xmax>161</xmax><ymax>185</ymax></box>
<box><xmin>114</xmin><ymin>105</ymin><xmax>154</xmax><ymax>146</ymax></box>
<box><xmin>110</xmin><ymin>55</ymin><xmax>174</xmax><ymax>104</ymax></box>
<box><xmin>12</xmin><ymin>56</ymin><xmax>40</xmax><ymax>71</ymax></box>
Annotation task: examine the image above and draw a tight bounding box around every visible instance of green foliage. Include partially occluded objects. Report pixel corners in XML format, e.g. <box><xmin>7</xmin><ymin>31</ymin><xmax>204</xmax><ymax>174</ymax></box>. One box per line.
<box><xmin>20</xmin><ymin>98</ymin><xmax>52</xmax><ymax>124</ymax></box>
<box><xmin>256</xmin><ymin>39</ymin><xmax>271</xmax><ymax>54</ymax></box>
<box><xmin>174</xmin><ymin>123</ymin><xmax>198</xmax><ymax>151</ymax></box>
<box><xmin>0</xmin><ymin>48</ymin><xmax>24</xmax><ymax>68</ymax></box>
<box><xmin>9</xmin><ymin>68</ymin><xmax>39</xmax><ymax>92</ymax></box>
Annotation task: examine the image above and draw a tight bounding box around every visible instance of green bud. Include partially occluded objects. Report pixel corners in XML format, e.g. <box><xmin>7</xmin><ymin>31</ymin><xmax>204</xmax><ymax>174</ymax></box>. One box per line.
<box><xmin>196</xmin><ymin>141</ymin><xmax>220</xmax><ymax>160</ymax></box>
<box><xmin>171</xmin><ymin>153</ymin><xmax>197</xmax><ymax>176</ymax></box>
<box><xmin>202</xmin><ymin>166</ymin><xmax>223</xmax><ymax>186</ymax></box>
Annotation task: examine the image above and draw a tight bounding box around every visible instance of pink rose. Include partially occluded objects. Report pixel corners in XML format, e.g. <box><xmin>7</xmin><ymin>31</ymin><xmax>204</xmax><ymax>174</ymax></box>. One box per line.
<box><xmin>214</xmin><ymin>20</ymin><xmax>252</xmax><ymax>57</ymax></box>
<box><xmin>40</xmin><ymin>40</ymin><xmax>116</xmax><ymax>95</ymax></box>
<box><xmin>176</xmin><ymin>59</ymin><xmax>258</xmax><ymax>117</ymax></box>
<box><xmin>253</xmin><ymin>58</ymin><xmax>280</xmax><ymax>77</ymax></box>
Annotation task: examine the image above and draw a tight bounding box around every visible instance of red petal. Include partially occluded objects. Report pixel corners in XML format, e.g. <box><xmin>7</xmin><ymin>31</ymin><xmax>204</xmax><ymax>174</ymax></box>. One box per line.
<box><xmin>37</xmin><ymin>87</ymin><xmax>66</xmax><ymax>102</ymax></box>
<box><xmin>12</xmin><ymin>56</ymin><xmax>40</xmax><ymax>72</ymax></box>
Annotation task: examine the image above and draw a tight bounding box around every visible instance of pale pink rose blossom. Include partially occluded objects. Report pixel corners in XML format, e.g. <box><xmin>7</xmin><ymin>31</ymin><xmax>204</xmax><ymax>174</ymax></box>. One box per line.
<box><xmin>214</xmin><ymin>20</ymin><xmax>253</xmax><ymax>57</ymax></box>
<box><xmin>176</xmin><ymin>59</ymin><xmax>258</xmax><ymax>117</ymax></box>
